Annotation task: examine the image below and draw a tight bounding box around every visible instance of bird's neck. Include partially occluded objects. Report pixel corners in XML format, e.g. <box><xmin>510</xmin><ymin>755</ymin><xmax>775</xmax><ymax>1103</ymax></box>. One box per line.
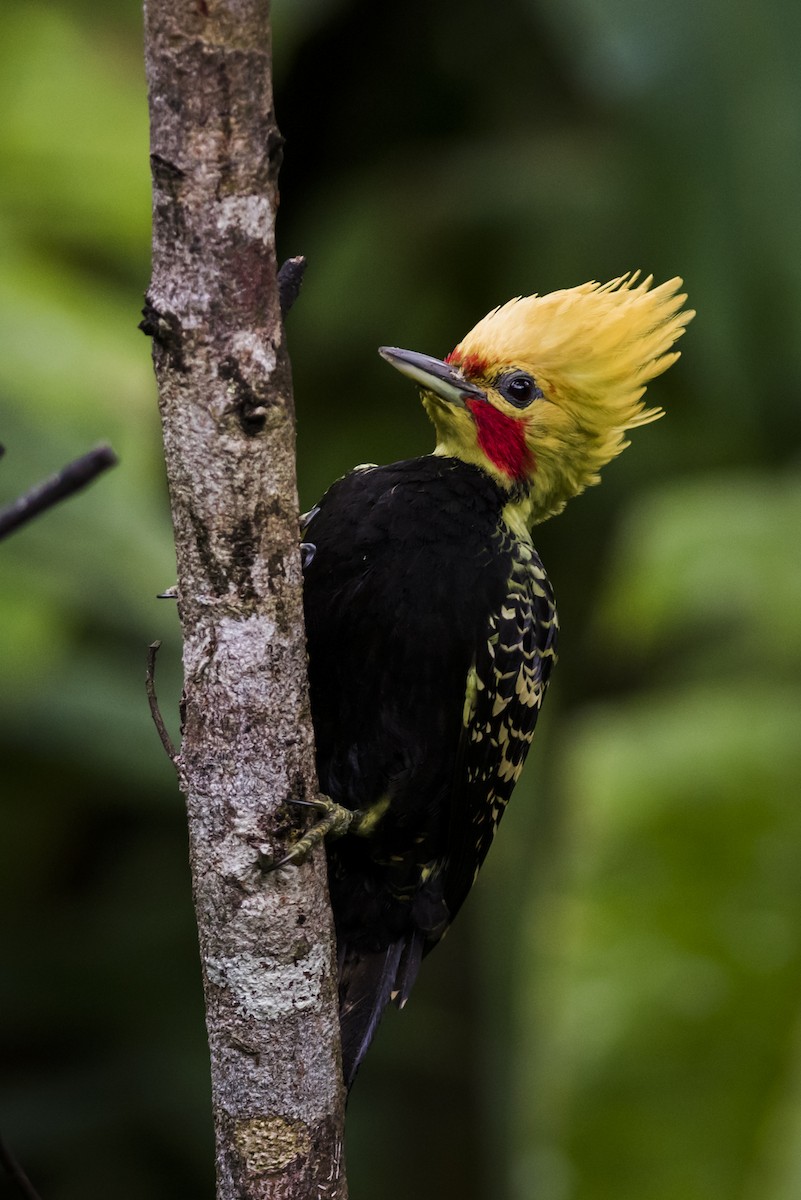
<box><xmin>500</xmin><ymin>489</ymin><xmax>537</xmax><ymax>541</ymax></box>
<box><xmin>427</xmin><ymin>447</ymin><xmax>544</xmax><ymax>537</ymax></box>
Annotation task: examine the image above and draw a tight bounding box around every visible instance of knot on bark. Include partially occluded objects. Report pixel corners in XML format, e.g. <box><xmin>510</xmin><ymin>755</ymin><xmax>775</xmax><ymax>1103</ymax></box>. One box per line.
<box><xmin>218</xmin><ymin>347</ymin><xmax>277</xmax><ymax>435</ymax></box>
<box><xmin>139</xmin><ymin>298</ymin><xmax>188</xmax><ymax>373</ymax></box>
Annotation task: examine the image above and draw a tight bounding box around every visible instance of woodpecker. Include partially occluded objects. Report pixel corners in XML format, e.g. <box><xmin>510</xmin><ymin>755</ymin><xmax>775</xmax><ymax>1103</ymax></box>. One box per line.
<box><xmin>298</xmin><ymin>273</ymin><xmax>693</xmax><ymax>1088</ymax></box>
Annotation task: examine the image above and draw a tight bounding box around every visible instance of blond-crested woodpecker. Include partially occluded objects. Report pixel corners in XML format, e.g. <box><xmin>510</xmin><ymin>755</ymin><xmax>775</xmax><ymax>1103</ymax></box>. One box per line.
<box><xmin>299</xmin><ymin>273</ymin><xmax>693</xmax><ymax>1088</ymax></box>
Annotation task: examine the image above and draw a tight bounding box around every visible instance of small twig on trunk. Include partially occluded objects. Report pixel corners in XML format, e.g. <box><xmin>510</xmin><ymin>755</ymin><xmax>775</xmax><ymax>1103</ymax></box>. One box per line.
<box><xmin>278</xmin><ymin>256</ymin><xmax>307</xmax><ymax>318</ymax></box>
<box><xmin>0</xmin><ymin>1133</ymin><xmax>45</xmax><ymax>1200</ymax></box>
<box><xmin>146</xmin><ymin>640</ymin><xmax>179</xmax><ymax>770</ymax></box>
<box><xmin>0</xmin><ymin>445</ymin><xmax>118</xmax><ymax>542</ymax></box>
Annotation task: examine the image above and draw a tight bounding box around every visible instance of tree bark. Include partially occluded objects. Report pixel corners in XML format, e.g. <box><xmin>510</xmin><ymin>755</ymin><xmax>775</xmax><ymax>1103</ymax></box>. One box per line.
<box><xmin>142</xmin><ymin>3</ymin><xmax>348</xmax><ymax>1198</ymax></box>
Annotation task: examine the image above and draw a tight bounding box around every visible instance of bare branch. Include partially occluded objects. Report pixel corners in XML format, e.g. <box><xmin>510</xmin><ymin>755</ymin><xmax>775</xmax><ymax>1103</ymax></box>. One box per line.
<box><xmin>0</xmin><ymin>445</ymin><xmax>118</xmax><ymax>542</ymax></box>
<box><xmin>146</xmin><ymin>640</ymin><xmax>179</xmax><ymax>770</ymax></box>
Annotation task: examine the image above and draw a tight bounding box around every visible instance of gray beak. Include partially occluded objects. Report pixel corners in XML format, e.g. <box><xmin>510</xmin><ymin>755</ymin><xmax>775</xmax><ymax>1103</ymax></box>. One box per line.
<box><xmin>378</xmin><ymin>347</ymin><xmax>486</xmax><ymax>407</ymax></box>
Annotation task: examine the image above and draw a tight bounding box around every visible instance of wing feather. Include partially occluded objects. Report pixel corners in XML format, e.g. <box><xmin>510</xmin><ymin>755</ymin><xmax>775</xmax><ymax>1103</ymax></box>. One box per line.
<box><xmin>443</xmin><ymin>538</ymin><xmax>558</xmax><ymax>921</ymax></box>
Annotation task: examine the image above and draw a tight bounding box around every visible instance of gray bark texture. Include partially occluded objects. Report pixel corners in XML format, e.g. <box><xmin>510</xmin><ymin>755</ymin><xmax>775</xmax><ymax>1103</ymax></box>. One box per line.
<box><xmin>142</xmin><ymin>3</ymin><xmax>348</xmax><ymax>1198</ymax></box>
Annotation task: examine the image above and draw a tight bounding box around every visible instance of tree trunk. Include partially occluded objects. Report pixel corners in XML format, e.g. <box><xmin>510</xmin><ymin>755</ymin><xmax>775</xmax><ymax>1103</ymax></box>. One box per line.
<box><xmin>142</xmin><ymin>3</ymin><xmax>348</xmax><ymax>1197</ymax></box>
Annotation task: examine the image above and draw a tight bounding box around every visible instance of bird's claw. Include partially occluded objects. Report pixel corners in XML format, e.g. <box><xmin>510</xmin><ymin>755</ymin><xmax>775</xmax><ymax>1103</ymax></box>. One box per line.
<box><xmin>266</xmin><ymin>795</ymin><xmax>360</xmax><ymax>870</ymax></box>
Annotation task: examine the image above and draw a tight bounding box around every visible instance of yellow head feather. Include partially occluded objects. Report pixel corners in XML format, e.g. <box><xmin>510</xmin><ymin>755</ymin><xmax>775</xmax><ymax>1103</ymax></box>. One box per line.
<box><xmin>447</xmin><ymin>272</ymin><xmax>694</xmax><ymax>523</ymax></box>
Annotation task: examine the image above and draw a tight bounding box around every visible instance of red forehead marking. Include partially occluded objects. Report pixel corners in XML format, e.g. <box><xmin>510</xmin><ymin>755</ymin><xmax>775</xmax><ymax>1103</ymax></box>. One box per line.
<box><xmin>445</xmin><ymin>349</ymin><xmax>488</xmax><ymax>377</ymax></box>
<box><xmin>466</xmin><ymin>398</ymin><xmax>535</xmax><ymax>480</ymax></box>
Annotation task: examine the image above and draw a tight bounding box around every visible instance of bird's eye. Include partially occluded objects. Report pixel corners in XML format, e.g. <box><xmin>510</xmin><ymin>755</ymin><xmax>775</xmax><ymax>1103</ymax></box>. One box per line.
<box><xmin>498</xmin><ymin>371</ymin><xmax>543</xmax><ymax>409</ymax></box>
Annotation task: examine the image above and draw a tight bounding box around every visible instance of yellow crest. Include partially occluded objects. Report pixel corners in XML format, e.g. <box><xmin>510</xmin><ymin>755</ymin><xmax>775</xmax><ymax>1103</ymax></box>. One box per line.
<box><xmin>449</xmin><ymin>273</ymin><xmax>694</xmax><ymax>521</ymax></box>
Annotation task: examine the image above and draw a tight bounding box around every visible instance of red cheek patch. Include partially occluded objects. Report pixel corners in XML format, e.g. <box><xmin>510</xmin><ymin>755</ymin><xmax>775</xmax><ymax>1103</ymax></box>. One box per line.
<box><xmin>466</xmin><ymin>399</ymin><xmax>535</xmax><ymax>480</ymax></box>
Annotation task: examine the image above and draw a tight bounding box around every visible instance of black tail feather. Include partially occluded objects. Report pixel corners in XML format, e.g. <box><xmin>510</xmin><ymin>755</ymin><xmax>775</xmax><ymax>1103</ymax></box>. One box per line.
<box><xmin>393</xmin><ymin>928</ymin><xmax>425</xmax><ymax>1009</ymax></box>
<box><xmin>338</xmin><ymin>932</ymin><xmax>426</xmax><ymax>1089</ymax></box>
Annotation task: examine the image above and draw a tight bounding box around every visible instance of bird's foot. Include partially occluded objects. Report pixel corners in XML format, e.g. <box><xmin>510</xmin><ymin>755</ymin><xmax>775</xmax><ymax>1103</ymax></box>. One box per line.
<box><xmin>268</xmin><ymin>796</ymin><xmax>361</xmax><ymax>869</ymax></box>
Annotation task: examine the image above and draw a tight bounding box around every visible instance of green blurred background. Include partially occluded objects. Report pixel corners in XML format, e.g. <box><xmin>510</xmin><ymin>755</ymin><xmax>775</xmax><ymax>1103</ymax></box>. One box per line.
<box><xmin>2</xmin><ymin>1</ymin><xmax>800</xmax><ymax>1197</ymax></box>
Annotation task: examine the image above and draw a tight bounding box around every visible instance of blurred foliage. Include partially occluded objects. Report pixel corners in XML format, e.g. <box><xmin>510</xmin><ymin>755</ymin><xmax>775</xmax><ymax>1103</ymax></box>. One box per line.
<box><xmin>1</xmin><ymin>1</ymin><xmax>800</xmax><ymax>1198</ymax></box>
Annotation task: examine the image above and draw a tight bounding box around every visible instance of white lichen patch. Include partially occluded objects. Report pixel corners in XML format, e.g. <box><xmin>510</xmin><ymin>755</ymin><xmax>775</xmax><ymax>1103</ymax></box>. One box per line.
<box><xmin>215</xmin><ymin>832</ymin><xmax>265</xmax><ymax>884</ymax></box>
<box><xmin>206</xmin><ymin>943</ymin><xmax>327</xmax><ymax>1019</ymax></box>
<box><xmin>218</xmin><ymin>194</ymin><xmax>272</xmax><ymax>241</ymax></box>
<box><xmin>214</xmin><ymin>614</ymin><xmax>278</xmax><ymax>686</ymax></box>
<box><xmin>229</xmin><ymin>330</ymin><xmax>277</xmax><ymax>377</ymax></box>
